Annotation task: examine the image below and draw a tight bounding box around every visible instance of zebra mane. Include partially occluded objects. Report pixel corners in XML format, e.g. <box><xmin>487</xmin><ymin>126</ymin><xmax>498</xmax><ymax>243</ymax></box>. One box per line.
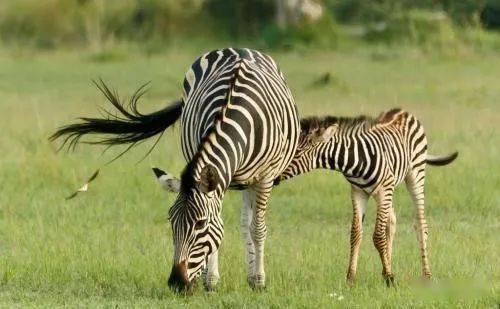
<box><xmin>179</xmin><ymin>61</ymin><xmax>243</xmax><ymax>193</ymax></box>
<box><xmin>180</xmin><ymin>151</ymin><xmax>203</xmax><ymax>193</ymax></box>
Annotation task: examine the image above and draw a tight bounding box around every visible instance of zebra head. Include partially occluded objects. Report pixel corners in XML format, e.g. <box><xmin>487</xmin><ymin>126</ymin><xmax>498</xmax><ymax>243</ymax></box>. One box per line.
<box><xmin>158</xmin><ymin>165</ymin><xmax>224</xmax><ymax>291</ymax></box>
<box><xmin>279</xmin><ymin>123</ymin><xmax>338</xmax><ymax>181</ymax></box>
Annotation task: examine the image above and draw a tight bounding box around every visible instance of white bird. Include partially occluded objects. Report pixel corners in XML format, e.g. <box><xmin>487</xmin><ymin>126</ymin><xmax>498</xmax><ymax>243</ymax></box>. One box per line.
<box><xmin>66</xmin><ymin>169</ymin><xmax>100</xmax><ymax>200</ymax></box>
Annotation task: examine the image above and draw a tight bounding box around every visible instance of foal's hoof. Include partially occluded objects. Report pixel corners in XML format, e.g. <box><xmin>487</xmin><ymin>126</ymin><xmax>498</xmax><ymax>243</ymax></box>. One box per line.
<box><xmin>419</xmin><ymin>273</ymin><xmax>432</xmax><ymax>285</ymax></box>
<box><xmin>346</xmin><ymin>274</ymin><xmax>356</xmax><ymax>285</ymax></box>
<box><xmin>385</xmin><ymin>275</ymin><xmax>396</xmax><ymax>288</ymax></box>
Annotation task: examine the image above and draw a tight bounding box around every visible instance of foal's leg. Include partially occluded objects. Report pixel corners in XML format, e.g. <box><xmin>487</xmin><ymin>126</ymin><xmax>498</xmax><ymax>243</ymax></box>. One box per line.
<box><xmin>405</xmin><ymin>168</ymin><xmax>431</xmax><ymax>279</ymax></box>
<box><xmin>346</xmin><ymin>185</ymin><xmax>369</xmax><ymax>284</ymax></box>
<box><xmin>373</xmin><ymin>184</ymin><xmax>396</xmax><ymax>287</ymax></box>
<box><xmin>386</xmin><ymin>206</ymin><xmax>397</xmax><ymax>267</ymax></box>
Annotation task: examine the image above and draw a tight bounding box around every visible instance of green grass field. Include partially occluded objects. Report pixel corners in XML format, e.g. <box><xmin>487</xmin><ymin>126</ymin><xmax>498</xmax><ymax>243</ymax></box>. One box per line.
<box><xmin>0</xmin><ymin>46</ymin><xmax>499</xmax><ymax>307</ymax></box>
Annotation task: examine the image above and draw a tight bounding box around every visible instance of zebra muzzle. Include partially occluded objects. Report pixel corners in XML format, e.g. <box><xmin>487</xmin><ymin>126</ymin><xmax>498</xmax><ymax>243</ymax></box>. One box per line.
<box><xmin>168</xmin><ymin>260</ymin><xmax>190</xmax><ymax>291</ymax></box>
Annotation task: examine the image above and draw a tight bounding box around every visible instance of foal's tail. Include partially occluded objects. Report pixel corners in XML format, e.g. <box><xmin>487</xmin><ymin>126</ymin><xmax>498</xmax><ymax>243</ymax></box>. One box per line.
<box><xmin>426</xmin><ymin>152</ymin><xmax>458</xmax><ymax>166</ymax></box>
<box><xmin>49</xmin><ymin>79</ymin><xmax>183</xmax><ymax>153</ymax></box>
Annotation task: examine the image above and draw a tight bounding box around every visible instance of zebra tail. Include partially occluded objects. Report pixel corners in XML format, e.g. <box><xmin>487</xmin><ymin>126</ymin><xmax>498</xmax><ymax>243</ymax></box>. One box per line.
<box><xmin>426</xmin><ymin>151</ymin><xmax>458</xmax><ymax>166</ymax></box>
<box><xmin>49</xmin><ymin>79</ymin><xmax>183</xmax><ymax>151</ymax></box>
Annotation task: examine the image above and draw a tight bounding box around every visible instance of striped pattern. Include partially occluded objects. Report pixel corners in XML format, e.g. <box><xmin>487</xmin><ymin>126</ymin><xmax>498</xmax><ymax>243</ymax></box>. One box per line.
<box><xmin>277</xmin><ymin>109</ymin><xmax>457</xmax><ymax>286</ymax></box>
<box><xmin>169</xmin><ymin>48</ymin><xmax>300</xmax><ymax>289</ymax></box>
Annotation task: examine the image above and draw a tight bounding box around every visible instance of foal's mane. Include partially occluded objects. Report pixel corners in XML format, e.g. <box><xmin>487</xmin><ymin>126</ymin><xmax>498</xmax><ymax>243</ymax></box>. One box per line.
<box><xmin>300</xmin><ymin>115</ymin><xmax>374</xmax><ymax>134</ymax></box>
<box><xmin>299</xmin><ymin>108</ymin><xmax>404</xmax><ymax>136</ymax></box>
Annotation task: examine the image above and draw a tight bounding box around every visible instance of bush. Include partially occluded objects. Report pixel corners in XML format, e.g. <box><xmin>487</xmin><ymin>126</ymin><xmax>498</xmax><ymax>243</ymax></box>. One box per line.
<box><xmin>0</xmin><ymin>0</ymin><xmax>340</xmax><ymax>51</ymax></box>
<box><xmin>441</xmin><ymin>0</ymin><xmax>485</xmax><ymax>25</ymax></box>
<box><xmin>364</xmin><ymin>10</ymin><xmax>459</xmax><ymax>49</ymax></box>
<box><xmin>0</xmin><ymin>0</ymin><xmax>82</xmax><ymax>48</ymax></box>
<box><xmin>262</xmin><ymin>14</ymin><xmax>339</xmax><ymax>50</ymax></box>
<box><xmin>329</xmin><ymin>0</ymin><xmax>489</xmax><ymax>26</ymax></box>
<box><xmin>329</xmin><ymin>0</ymin><xmax>436</xmax><ymax>24</ymax></box>
<box><xmin>0</xmin><ymin>0</ymin><xmax>206</xmax><ymax>49</ymax></box>
<box><xmin>0</xmin><ymin>0</ymin><xmax>498</xmax><ymax>52</ymax></box>
<box><xmin>203</xmin><ymin>0</ymin><xmax>275</xmax><ymax>39</ymax></box>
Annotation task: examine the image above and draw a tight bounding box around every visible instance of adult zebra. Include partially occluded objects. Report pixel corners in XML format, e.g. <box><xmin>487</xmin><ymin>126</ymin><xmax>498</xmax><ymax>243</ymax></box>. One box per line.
<box><xmin>274</xmin><ymin>109</ymin><xmax>458</xmax><ymax>286</ymax></box>
<box><xmin>50</xmin><ymin>48</ymin><xmax>300</xmax><ymax>290</ymax></box>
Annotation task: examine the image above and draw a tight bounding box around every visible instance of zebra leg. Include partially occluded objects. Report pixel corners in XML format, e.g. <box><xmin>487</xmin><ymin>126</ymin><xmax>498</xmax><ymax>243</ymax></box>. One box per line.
<box><xmin>202</xmin><ymin>250</ymin><xmax>220</xmax><ymax>291</ymax></box>
<box><xmin>241</xmin><ymin>189</ymin><xmax>256</xmax><ymax>285</ymax></box>
<box><xmin>386</xmin><ymin>206</ymin><xmax>397</xmax><ymax>268</ymax></box>
<box><xmin>405</xmin><ymin>170</ymin><xmax>431</xmax><ymax>279</ymax></box>
<box><xmin>346</xmin><ymin>186</ymin><xmax>368</xmax><ymax>284</ymax></box>
<box><xmin>248</xmin><ymin>182</ymin><xmax>272</xmax><ymax>289</ymax></box>
<box><xmin>373</xmin><ymin>185</ymin><xmax>396</xmax><ymax>287</ymax></box>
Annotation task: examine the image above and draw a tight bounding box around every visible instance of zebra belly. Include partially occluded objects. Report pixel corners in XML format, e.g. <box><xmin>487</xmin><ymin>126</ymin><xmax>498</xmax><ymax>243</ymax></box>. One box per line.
<box><xmin>345</xmin><ymin>161</ymin><xmax>409</xmax><ymax>193</ymax></box>
<box><xmin>345</xmin><ymin>175</ymin><xmax>380</xmax><ymax>194</ymax></box>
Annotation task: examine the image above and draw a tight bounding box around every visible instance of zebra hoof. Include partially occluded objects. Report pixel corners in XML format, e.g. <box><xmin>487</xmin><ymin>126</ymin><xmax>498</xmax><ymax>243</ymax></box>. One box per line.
<box><xmin>384</xmin><ymin>274</ymin><xmax>396</xmax><ymax>288</ymax></box>
<box><xmin>248</xmin><ymin>274</ymin><xmax>266</xmax><ymax>291</ymax></box>
<box><xmin>203</xmin><ymin>279</ymin><xmax>219</xmax><ymax>292</ymax></box>
<box><xmin>203</xmin><ymin>276</ymin><xmax>220</xmax><ymax>292</ymax></box>
<box><xmin>420</xmin><ymin>273</ymin><xmax>432</xmax><ymax>285</ymax></box>
<box><xmin>202</xmin><ymin>269</ymin><xmax>220</xmax><ymax>292</ymax></box>
<box><xmin>346</xmin><ymin>270</ymin><xmax>357</xmax><ymax>285</ymax></box>
<box><xmin>204</xmin><ymin>282</ymin><xmax>218</xmax><ymax>292</ymax></box>
<box><xmin>346</xmin><ymin>276</ymin><xmax>356</xmax><ymax>285</ymax></box>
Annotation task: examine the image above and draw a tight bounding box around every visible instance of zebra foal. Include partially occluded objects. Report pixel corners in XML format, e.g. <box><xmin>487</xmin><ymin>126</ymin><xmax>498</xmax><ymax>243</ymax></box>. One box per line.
<box><xmin>275</xmin><ymin>108</ymin><xmax>457</xmax><ymax>286</ymax></box>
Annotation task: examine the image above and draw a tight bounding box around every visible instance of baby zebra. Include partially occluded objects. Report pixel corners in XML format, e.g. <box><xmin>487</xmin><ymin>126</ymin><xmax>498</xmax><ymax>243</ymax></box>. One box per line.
<box><xmin>275</xmin><ymin>108</ymin><xmax>457</xmax><ymax>286</ymax></box>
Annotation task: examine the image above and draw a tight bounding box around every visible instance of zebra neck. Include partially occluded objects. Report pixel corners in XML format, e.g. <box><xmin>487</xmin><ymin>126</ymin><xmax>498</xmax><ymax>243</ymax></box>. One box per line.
<box><xmin>192</xmin><ymin>137</ymin><xmax>242</xmax><ymax>193</ymax></box>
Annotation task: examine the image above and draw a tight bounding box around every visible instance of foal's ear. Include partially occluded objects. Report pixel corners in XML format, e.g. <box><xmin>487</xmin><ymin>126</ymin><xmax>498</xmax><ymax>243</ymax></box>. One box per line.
<box><xmin>152</xmin><ymin>167</ymin><xmax>181</xmax><ymax>193</ymax></box>
<box><xmin>313</xmin><ymin>124</ymin><xmax>338</xmax><ymax>143</ymax></box>
<box><xmin>198</xmin><ymin>165</ymin><xmax>219</xmax><ymax>194</ymax></box>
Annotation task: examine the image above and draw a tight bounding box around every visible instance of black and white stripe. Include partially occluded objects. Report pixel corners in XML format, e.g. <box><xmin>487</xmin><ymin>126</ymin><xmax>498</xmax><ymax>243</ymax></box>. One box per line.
<box><xmin>276</xmin><ymin>109</ymin><xmax>457</xmax><ymax>286</ymax></box>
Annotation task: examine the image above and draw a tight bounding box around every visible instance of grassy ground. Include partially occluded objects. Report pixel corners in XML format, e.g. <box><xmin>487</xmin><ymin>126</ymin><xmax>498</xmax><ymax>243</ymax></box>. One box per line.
<box><xmin>0</xmin><ymin>46</ymin><xmax>498</xmax><ymax>307</ymax></box>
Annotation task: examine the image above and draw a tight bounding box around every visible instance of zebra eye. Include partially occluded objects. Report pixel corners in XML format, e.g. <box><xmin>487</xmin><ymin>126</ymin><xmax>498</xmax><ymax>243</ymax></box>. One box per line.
<box><xmin>194</xmin><ymin>219</ymin><xmax>207</xmax><ymax>230</ymax></box>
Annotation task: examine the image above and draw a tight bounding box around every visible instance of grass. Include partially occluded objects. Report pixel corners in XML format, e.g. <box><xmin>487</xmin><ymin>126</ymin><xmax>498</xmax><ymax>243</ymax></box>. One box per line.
<box><xmin>0</xmin><ymin>46</ymin><xmax>499</xmax><ymax>307</ymax></box>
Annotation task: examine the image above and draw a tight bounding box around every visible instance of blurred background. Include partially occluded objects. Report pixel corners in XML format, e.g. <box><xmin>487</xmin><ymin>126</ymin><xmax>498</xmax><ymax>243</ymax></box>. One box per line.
<box><xmin>1</xmin><ymin>0</ymin><xmax>500</xmax><ymax>53</ymax></box>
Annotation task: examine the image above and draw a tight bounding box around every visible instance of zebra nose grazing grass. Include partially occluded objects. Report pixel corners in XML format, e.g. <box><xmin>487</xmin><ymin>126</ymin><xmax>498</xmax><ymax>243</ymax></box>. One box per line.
<box><xmin>168</xmin><ymin>261</ymin><xmax>190</xmax><ymax>292</ymax></box>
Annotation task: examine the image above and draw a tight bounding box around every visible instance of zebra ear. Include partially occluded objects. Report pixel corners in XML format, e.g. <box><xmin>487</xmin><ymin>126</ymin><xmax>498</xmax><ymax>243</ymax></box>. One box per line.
<box><xmin>199</xmin><ymin>165</ymin><xmax>219</xmax><ymax>194</ymax></box>
<box><xmin>314</xmin><ymin>124</ymin><xmax>338</xmax><ymax>143</ymax></box>
<box><xmin>152</xmin><ymin>167</ymin><xmax>181</xmax><ymax>193</ymax></box>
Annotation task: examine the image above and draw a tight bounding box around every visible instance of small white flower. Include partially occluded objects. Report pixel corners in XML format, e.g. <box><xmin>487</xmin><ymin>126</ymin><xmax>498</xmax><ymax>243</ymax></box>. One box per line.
<box><xmin>337</xmin><ymin>295</ymin><xmax>344</xmax><ymax>301</ymax></box>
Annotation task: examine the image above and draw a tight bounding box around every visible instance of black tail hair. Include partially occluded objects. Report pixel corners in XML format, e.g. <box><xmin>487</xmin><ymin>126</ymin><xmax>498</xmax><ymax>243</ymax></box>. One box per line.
<box><xmin>426</xmin><ymin>152</ymin><xmax>459</xmax><ymax>166</ymax></box>
<box><xmin>49</xmin><ymin>79</ymin><xmax>183</xmax><ymax>154</ymax></box>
